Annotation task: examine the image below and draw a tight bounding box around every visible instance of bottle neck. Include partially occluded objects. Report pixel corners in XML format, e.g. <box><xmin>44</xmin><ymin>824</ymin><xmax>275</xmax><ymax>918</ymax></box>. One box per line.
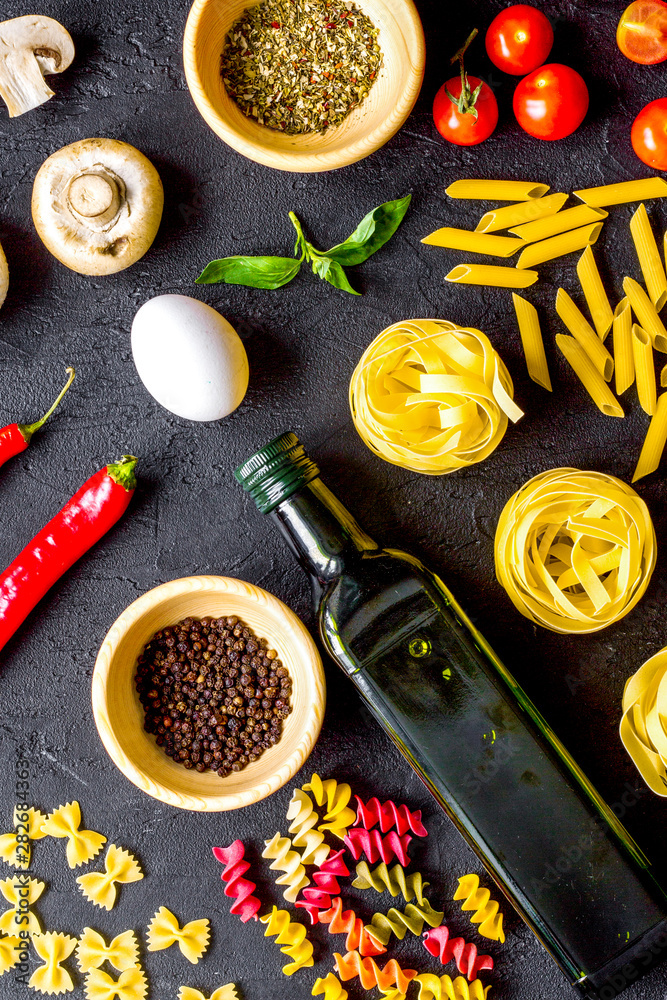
<box><xmin>270</xmin><ymin>477</ymin><xmax>379</xmax><ymax>588</ymax></box>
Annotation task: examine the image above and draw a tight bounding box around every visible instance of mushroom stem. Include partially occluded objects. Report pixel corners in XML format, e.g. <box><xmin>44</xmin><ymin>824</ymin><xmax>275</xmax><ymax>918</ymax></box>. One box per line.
<box><xmin>0</xmin><ymin>16</ymin><xmax>75</xmax><ymax>117</ymax></box>
<box><xmin>69</xmin><ymin>174</ymin><xmax>120</xmax><ymax>221</ymax></box>
<box><xmin>66</xmin><ymin>168</ymin><xmax>125</xmax><ymax>231</ymax></box>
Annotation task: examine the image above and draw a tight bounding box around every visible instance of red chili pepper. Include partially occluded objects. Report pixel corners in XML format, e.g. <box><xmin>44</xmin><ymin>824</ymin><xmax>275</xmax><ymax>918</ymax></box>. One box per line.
<box><xmin>0</xmin><ymin>367</ymin><xmax>75</xmax><ymax>471</ymax></box>
<box><xmin>0</xmin><ymin>455</ymin><xmax>137</xmax><ymax>655</ymax></box>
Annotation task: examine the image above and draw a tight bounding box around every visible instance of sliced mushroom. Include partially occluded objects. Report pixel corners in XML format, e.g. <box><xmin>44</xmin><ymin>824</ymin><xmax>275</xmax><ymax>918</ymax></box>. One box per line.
<box><xmin>0</xmin><ymin>242</ymin><xmax>7</xmax><ymax>309</ymax></box>
<box><xmin>32</xmin><ymin>138</ymin><xmax>164</xmax><ymax>276</ymax></box>
<box><xmin>0</xmin><ymin>16</ymin><xmax>74</xmax><ymax>118</ymax></box>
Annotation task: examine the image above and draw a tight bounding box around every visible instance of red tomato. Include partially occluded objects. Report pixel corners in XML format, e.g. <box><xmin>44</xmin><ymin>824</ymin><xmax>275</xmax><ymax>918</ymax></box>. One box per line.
<box><xmin>617</xmin><ymin>0</ymin><xmax>667</xmax><ymax>64</ymax></box>
<box><xmin>631</xmin><ymin>98</ymin><xmax>667</xmax><ymax>169</ymax></box>
<box><xmin>433</xmin><ymin>77</ymin><xmax>499</xmax><ymax>146</ymax></box>
<box><xmin>513</xmin><ymin>64</ymin><xmax>589</xmax><ymax>140</ymax></box>
<box><xmin>485</xmin><ymin>5</ymin><xmax>554</xmax><ymax>75</ymax></box>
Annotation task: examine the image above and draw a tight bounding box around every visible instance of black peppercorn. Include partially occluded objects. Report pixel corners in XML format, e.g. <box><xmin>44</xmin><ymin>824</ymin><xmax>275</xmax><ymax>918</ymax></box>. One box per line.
<box><xmin>135</xmin><ymin>614</ymin><xmax>292</xmax><ymax>781</ymax></box>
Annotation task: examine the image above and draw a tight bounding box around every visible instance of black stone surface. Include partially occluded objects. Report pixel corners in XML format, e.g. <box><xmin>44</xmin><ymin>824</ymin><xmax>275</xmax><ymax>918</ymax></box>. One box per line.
<box><xmin>2</xmin><ymin>1</ymin><xmax>667</xmax><ymax>997</ymax></box>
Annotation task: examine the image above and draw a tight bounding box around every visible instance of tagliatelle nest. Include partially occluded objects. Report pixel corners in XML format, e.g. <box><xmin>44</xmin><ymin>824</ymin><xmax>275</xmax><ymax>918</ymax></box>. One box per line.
<box><xmin>494</xmin><ymin>468</ymin><xmax>656</xmax><ymax>634</ymax></box>
<box><xmin>621</xmin><ymin>647</ymin><xmax>667</xmax><ymax>796</ymax></box>
<box><xmin>349</xmin><ymin>320</ymin><xmax>523</xmax><ymax>475</ymax></box>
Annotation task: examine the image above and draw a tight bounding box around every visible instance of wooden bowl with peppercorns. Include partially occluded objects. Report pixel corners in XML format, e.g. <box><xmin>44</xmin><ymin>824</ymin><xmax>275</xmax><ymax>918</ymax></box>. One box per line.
<box><xmin>183</xmin><ymin>0</ymin><xmax>425</xmax><ymax>172</ymax></box>
<box><xmin>92</xmin><ymin>575</ymin><xmax>325</xmax><ymax>811</ymax></box>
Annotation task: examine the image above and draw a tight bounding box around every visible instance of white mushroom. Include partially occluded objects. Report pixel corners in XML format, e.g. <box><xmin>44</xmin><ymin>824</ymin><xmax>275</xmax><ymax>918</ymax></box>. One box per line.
<box><xmin>0</xmin><ymin>242</ymin><xmax>7</xmax><ymax>309</ymax></box>
<box><xmin>0</xmin><ymin>16</ymin><xmax>74</xmax><ymax>118</ymax></box>
<box><xmin>32</xmin><ymin>138</ymin><xmax>164</xmax><ymax>276</ymax></box>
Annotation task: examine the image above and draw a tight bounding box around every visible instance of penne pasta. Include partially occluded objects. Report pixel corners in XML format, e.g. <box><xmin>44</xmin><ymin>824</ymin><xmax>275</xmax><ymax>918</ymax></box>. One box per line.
<box><xmin>574</xmin><ymin>177</ymin><xmax>667</xmax><ymax>207</ymax></box>
<box><xmin>475</xmin><ymin>193</ymin><xmax>568</xmax><ymax>233</ymax></box>
<box><xmin>512</xmin><ymin>293</ymin><xmax>552</xmax><ymax>391</ymax></box>
<box><xmin>613</xmin><ymin>298</ymin><xmax>635</xmax><ymax>396</ymax></box>
<box><xmin>632</xmin><ymin>324</ymin><xmax>657</xmax><ymax>416</ymax></box>
<box><xmin>633</xmin><ymin>392</ymin><xmax>667</xmax><ymax>482</ymax></box>
<box><xmin>630</xmin><ymin>203</ymin><xmax>667</xmax><ymax>311</ymax></box>
<box><xmin>445</xmin><ymin>264</ymin><xmax>539</xmax><ymax>288</ymax></box>
<box><xmin>577</xmin><ymin>246</ymin><xmax>614</xmax><ymax>340</ymax></box>
<box><xmin>516</xmin><ymin>223</ymin><xmax>603</xmax><ymax>270</ymax></box>
<box><xmin>509</xmin><ymin>205</ymin><xmax>607</xmax><ymax>242</ymax></box>
<box><xmin>556</xmin><ymin>335</ymin><xmax>624</xmax><ymax>418</ymax></box>
<box><xmin>445</xmin><ymin>180</ymin><xmax>550</xmax><ymax>201</ymax></box>
<box><xmin>556</xmin><ymin>288</ymin><xmax>614</xmax><ymax>381</ymax></box>
<box><xmin>623</xmin><ymin>276</ymin><xmax>667</xmax><ymax>352</ymax></box>
<box><xmin>420</xmin><ymin>228</ymin><xmax>525</xmax><ymax>257</ymax></box>
<box><xmin>662</xmin><ymin>363</ymin><xmax>667</xmax><ymax>389</ymax></box>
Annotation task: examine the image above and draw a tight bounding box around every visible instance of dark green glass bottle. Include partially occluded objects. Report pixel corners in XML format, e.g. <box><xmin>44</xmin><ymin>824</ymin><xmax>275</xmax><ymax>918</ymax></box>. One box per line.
<box><xmin>235</xmin><ymin>432</ymin><xmax>667</xmax><ymax>999</ymax></box>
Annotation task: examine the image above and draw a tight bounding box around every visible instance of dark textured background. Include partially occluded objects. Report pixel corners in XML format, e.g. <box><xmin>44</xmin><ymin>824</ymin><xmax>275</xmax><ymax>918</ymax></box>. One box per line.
<box><xmin>2</xmin><ymin>0</ymin><xmax>667</xmax><ymax>997</ymax></box>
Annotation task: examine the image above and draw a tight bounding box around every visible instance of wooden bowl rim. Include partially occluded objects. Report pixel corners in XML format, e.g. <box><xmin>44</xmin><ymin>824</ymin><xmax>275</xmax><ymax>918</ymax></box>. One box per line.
<box><xmin>92</xmin><ymin>574</ymin><xmax>325</xmax><ymax>811</ymax></box>
<box><xmin>182</xmin><ymin>0</ymin><xmax>426</xmax><ymax>172</ymax></box>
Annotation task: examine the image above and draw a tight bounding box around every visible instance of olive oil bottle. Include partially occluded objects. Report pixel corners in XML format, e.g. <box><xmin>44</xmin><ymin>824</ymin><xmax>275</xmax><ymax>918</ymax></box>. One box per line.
<box><xmin>235</xmin><ymin>432</ymin><xmax>667</xmax><ymax>999</ymax></box>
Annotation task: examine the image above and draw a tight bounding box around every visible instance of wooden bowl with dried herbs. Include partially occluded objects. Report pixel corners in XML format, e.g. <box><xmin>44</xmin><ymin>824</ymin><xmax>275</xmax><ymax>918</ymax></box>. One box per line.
<box><xmin>183</xmin><ymin>0</ymin><xmax>425</xmax><ymax>172</ymax></box>
<box><xmin>92</xmin><ymin>575</ymin><xmax>325</xmax><ymax>811</ymax></box>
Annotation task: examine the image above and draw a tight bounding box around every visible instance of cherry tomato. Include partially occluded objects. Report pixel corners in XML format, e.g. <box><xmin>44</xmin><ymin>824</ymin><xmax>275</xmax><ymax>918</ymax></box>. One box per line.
<box><xmin>631</xmin><ymin>98</ymin><xmax>667</xmax><ymax>169</ymax></box>
<box><xmin>513</xmin><ymin>63</ymin><xmax>589</xmax><ymax>140</ymax></box>
<box><xmin>485</xmin><ymin>4</ymin><xmax>554</xmax><ymax>76</ymax></box>
<box><xmin>433</xmin><ymin>76</ymin><xmax>499</xmax><ymax>146</ymax></box>
<box><xmin>617</xmin><ymin>0</ymin><xmax>667</xmax><ymax>65</ymax></box>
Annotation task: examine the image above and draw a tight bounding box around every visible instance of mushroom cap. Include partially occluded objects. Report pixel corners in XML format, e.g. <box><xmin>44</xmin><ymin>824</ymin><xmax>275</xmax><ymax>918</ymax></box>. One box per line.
<box><xmin>0</xmin><ymin>16</ymin><xmax>75</xmax><ymax>117</ymax></box>
<box><xmin>32</xmin><ymin>138</ymin><xmax>164</xmax><ymax>276</ymax></box>
<box><xmin>0</xmin><ymin>242</ymin><xmax>7</xmax><ymax>309</ymax></box>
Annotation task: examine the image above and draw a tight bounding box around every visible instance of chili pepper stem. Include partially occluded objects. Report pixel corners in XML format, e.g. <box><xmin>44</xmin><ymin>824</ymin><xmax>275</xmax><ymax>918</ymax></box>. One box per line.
<box><xmin>107</xmin><ymin>455</ymin><xmax>138</xmax><ymax>491</ymax></box>
<box><xmin>17</xmin><ymin>366</ymin><xmax>75</xmax><ymax>444</ymax></box>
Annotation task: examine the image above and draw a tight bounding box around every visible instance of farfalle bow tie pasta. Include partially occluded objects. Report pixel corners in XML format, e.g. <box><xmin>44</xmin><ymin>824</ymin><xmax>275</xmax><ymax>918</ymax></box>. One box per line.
<box><xmin>40</xmin><ymin>801</ymin><xmax>106</xmax><ymax>868</ymax></box>
<box><xmin>146</xmin><ymin>906</ymin><xmax>210</xmax><ymax>964</ymax></box>
<box><xmin>621</xmin><ymin>647</ymin><xmax>667</xmax><ymax>796</ymax></box>
<box><xmin>0</xmin><ymin>806</ymin><xmax>47</xmax><ymax>870</ymax></box>
<box><xmin>0</xmin><ymin>875</ymin><xmax>45</xmax><ymax>935</ymax></box>
<box><xmin>349</xmin><ymin>320</ymin><xmax>523</xmax><ymax>475</ymax></box>
<box><xmin>494</xmin><ymin>468</ymin><xmax>656</xmax><ymax>634</ymax></box>
<box><xmin>76</xmin><ymin>845</ymin><xmax>143</xmax><ymax>910</ymax></box>
<box><xmin>83</xmin><ymin>966</ymin><xmax>147</xmax><ymax>1000</ymax></box>
<box><xmin>29</xmin><ymin>932</ymin><xmax>77</xmax><ymax>995</ymax></box>
<box><xmin>77</xmin><ymin>928</ymin><xmax>139</xmax><ymax>972</ymax></box>
<box><xmin>0</xmin><ymin>935</ymin><xmax>21</xmax><ymax>975</ymax></box>
<box><xmin>178</xmin><ymin>987</ymin><xmax>238</xmax><ymax>1000</ymax></box>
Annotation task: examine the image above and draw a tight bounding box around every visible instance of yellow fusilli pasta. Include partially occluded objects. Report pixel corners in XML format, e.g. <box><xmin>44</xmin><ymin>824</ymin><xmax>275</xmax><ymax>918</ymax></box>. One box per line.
<box><xmin>262</xmin><ymin>833</ymin><xmax>310</xmax><ymax>901</ymax></box>
<box><xmin>454</xmin><ymin>875</ymin><xmax>505</xmax><ymax>943</ymax></box>
<box><xmin>302</xmin><ymin>774</ymin><xmax>356</xmax><ymax>840</ymax></box>
<box><xmin>286</xmin><ymin>789</ymin><xmax>330</xmax><ymax>865</ymax></box>
<box><xmin>260</xmin><ymin>906</ymin><xmax>314</xmax><ymax>975</ymax></box>
<box><xmin>415</xmin><ymin>973</ymin><xmax>492</xmax><ymax>1000</ymax></box>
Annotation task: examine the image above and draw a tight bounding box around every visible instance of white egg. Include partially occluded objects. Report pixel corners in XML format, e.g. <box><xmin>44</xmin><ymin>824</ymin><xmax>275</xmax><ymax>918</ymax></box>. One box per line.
<box><xmin>131</xmin><ymin>294</ymin><xmax>249</xmax><ymax>421</ymax></box>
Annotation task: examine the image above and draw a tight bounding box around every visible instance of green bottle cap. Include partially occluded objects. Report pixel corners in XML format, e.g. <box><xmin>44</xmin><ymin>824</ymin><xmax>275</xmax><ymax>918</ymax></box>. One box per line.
<box><xmin>234</xmin><ymin>432</ymin><xmax>320</xmax><ymax>514</ymax></box>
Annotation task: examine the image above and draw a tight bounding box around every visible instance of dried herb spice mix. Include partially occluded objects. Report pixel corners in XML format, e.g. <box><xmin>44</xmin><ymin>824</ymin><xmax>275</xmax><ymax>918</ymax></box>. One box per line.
<box><xmin>221</xmin><ymin>0</ymin><xmax>383</xmax><ymax>135</ymax></box>
<box><xmin>136</xmin><ymin>615</ymin><xmax>292</xmax><ymax>777</ymax></box>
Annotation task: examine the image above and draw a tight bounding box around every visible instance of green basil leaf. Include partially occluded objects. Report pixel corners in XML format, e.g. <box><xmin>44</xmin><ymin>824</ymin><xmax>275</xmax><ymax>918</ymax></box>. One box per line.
<box><xmin>196</xmin><ymin>256</ymin><xmax>301</xmax><ymax>289</ymax></box>
<box><xmin>323</xmin><ymin>194</ymin><xmax>412</xmax><ymax>267</ymax></box>
<box><xmin>311</xmin><ymin>256</ymin><xmax>360</xmax><ymax>295</ymax></box>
